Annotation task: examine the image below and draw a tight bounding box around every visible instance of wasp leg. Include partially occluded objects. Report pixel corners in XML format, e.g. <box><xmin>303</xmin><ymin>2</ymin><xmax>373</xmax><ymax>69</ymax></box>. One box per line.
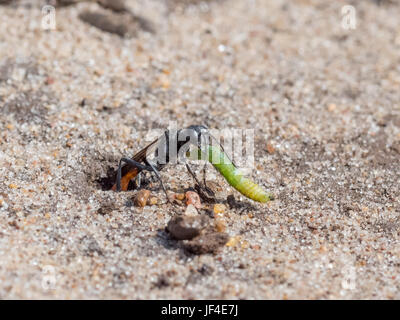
<box><xmin>201</xmin><ymin>162</ymin><xmax>215</xmax><ymax>196</ymax></box>
<box><xmin>185</xmin><ymin>163</ymin><xmax>215</xmax><ymax>197</ymax></box>
<box><xmin>202</xmin><ymin>162</ymin><xmax>207</xmax><ymax>185</ymax></box>
<box><xmin>146</xmin><ymin>162</ymin><xmax>170</xmax><ymax>203</ymax></box>
<box><xmin>116</xmin><ymin>158</ymin><xmax>153</xmax><ymax>192</ymax></box>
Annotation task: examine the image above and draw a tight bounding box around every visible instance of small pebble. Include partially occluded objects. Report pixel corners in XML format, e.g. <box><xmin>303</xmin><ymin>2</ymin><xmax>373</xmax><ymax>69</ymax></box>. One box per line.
<box><xmin>183</xmin><ymin>232</ymin><xmax>229</xmax><ymax>255</ymax></box>
<box><xmin>241</xmin><ymin>240</ymin><xmax>250</xmax><ymax>249</ymax></box>
<box><xmin>184</xmin><ymin>204</ymin><xmax>198</xmax><ymax>216</ymax></box>
<box><xmin>45</xmin><ymin>77</ymin><xmax>55</xmax><ymax>85</ymax></box>
<box><xmin>390</xmin><ymin>141</ymin><xmax>400</xmax><ymax>154</ymax></box>
<box><xmin>0</xmin><ymin>199</ymin><xmax>7</xmax><ymax>209</ymax></box>
<box><xmin>167</xmin><ymin>215</ymin><xmax>209</xmax><ymax>240</ymax></box>
<box><xmin>79</xmin><ymin>10</ymin><xmax>139</xmax><ymax>38</ymax></box>
<box><xmin>213</xmin><ymin>204</ymin><xmax>227</xmax><ymax>232</ymax></box>
<box><xmin>97</xmin><ymin>0</ymin><xmax>127</xmax><ymax>13</ymax></box>
<box><xmin>149</xmin><ymin>197</ymin><xmax>158</xmax><ymax>206</ymax></box>
<box><xmin>327</xmin><ymin>103</ymin><xmax>337</xmax><ymax>112</ymax></box>
<box><xmin>134</xmin><ymin>189</ymin><xmax>150</xmax><ymax>207</ymax></box>
<box><xmin>215</xmin><ymin>219</ymin><xmax>226</xmax><ymax>233</ymax></box>
<box><xmin>213</xmin><ymin>203</ymin><xmax>226</xmax><ymax>215</ymax></box>
<box><xmin>185</xmin><ymin>191</ymin><xmax>201</xmax><ymax>209</ymax></box>
<box><xmin>266</xmin><ymin>143</ymin><xmax>275</xmax><ymax>154</ymax></box>
<box><xmin>226</xmin><ymin>236</ymin><xmax>241</xmax><ymax>247</ymax></box>
<box><xmin>174</xmin><ymin>193</ymin><xmax>185</xmax><ymax>201</ymax></box>
<box><xmin>227</xmin><ymin>195</ymin><xmax>236</xmax><ymax>208</ymax></box>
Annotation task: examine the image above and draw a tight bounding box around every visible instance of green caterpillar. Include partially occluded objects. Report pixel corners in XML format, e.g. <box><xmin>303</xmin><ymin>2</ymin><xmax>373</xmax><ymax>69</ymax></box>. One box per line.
<box><xmin>189</xmin><ymin>145</ymin><xmax>274</xmax><ymax>203</ymax></box>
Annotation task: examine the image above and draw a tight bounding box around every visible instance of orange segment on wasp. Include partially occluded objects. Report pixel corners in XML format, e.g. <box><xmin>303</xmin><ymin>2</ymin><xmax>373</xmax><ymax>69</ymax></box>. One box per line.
<box><xmin>111</xmin><ymin>167</ymin><xmax>140</xmax><ymax>191</ymax></box>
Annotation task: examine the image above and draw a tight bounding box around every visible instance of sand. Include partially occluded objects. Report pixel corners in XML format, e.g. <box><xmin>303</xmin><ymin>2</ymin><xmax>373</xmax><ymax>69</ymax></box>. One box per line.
<box><xmin>0</xmin><ymin>0</ymin><xmax>399</xmax><ymax>299</ymax></box>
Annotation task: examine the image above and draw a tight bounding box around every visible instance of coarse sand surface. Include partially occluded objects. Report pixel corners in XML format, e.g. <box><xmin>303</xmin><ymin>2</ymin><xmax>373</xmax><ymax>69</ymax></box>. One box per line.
<box><xmin>0</xmin><ymin>0</ymin><xmax>399</xmax><ymax>299</ymax></box>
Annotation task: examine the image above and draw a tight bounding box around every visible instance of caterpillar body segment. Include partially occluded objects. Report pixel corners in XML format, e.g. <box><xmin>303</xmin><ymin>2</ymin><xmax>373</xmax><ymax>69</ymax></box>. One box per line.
<box><xmin>197</xmin><ymin>145</ymin><xmax>274</xmax><ymax>203</ymax></box>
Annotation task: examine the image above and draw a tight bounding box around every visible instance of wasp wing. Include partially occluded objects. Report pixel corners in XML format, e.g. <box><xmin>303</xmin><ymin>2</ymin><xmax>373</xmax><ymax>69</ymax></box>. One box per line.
<box><xmin>131</xmin><ymin>137</ymin><xmax>160</xmax><ymax>163</ymax></box>
<box><xmin>111</xmin><ymin>136</ymin><xmax>162</xmax><ymax>191</ymax></box>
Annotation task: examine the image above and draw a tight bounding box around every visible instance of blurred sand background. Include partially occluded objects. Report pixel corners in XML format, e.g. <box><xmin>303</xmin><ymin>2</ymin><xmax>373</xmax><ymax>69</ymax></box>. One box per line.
<box><xmin>0</xmin><ymin>0</ymin><xmax>399</xmax><ymax>299</ymax></box>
